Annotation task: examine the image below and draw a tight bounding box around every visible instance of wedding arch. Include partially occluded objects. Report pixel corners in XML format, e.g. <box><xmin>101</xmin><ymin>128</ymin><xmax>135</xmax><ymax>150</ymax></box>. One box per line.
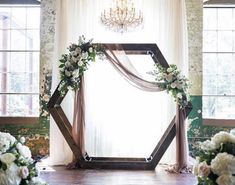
<box><xmin>48</xmin><ymin>38</ymin><xmax>192</xmax><ymax>170</ymax></box>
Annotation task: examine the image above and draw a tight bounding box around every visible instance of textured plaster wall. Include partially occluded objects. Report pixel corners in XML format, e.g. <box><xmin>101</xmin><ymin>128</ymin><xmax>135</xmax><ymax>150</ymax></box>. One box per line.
<box><xmin>186</xmin><ymin>0</ymin><xmax>203</xmax><ymax>96</ymax></box>
<box><xmin>185</xmin><ymin>0</ymin><xmax>232</xmax><ymax>156</ymax></box>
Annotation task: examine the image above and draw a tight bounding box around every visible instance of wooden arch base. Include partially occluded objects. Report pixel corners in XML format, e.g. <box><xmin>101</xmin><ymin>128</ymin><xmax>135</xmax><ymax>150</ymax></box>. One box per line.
<box><xmin>48</xmin><ymin>44</ymin><xmax>192</xmax><ymax>170</ymax></box>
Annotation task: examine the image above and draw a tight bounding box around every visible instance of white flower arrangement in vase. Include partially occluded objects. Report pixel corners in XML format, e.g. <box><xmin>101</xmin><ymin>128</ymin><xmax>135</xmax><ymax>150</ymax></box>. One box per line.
<box><xmin>0</xmin><ymin>132</ymin><xmax>48</xmax><ymax>185</ymax></box>
<box><xmin>194</xmin><ymin>129</ymin><xmax>235</xmax><ymax>185</ymax></box>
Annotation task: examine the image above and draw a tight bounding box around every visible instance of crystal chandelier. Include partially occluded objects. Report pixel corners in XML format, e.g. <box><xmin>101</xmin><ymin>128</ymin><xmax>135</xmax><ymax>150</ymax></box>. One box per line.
<box><xmin>100</xmin><ymin>0</ymin><xmax>143</xmax><ymax>33</ymax></box>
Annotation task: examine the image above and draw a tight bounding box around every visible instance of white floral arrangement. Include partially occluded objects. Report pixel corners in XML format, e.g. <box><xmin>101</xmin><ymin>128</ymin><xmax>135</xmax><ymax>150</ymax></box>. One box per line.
<box><xmin>58</xmin><ymin>36</ymin><xmax>103</xmax><ymax>96</ymax></box>
<box><xmin>194</xmin><ymin>129</ymin><xmax>235</xmax><ymax>185</ymax></box>
<box><xmin>152</xmin><ymin>63</ymin><xmax>190</xmax><ymax>108</ymax></box>
<box><xmin>0</xmin><ymin>132</ymin><xmax>48</xmax><ymax>185</ymax></box>
<box><xmin>58</xmin><ymin>36</ymin><xmax>190</xmax><ymax>108</ymax></box>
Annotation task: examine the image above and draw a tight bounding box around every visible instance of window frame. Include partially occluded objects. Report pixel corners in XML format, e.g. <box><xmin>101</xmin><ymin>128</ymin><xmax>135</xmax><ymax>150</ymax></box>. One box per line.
<box><xmin>203</xmin><ymin>3</ymin><xmax>235</xmax><ymax>126</ymax></box>
<box><xmin>0</xmin><ymin>0</ymin><xmax>40</xmax><ymax>124</ymax></box>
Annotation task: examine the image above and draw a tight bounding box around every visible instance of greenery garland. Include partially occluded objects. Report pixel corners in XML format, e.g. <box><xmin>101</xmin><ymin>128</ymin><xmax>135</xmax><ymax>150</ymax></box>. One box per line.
<box><xmin>58</xmin><ymin>36</ymin><xmax>103</xmax><ymax>95</ymax></box>
<box><xmin>152</xmin><ymin>63</ymin><xmax>190</xmax><ymax>108</ymax></box>
<box><xmin>58</xmin><ymin>36</ymin><xmax>190</xmax><ymax>108</ymax></box>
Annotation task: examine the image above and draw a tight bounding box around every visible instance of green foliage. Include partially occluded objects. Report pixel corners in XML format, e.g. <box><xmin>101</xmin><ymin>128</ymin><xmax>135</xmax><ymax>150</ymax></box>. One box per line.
<box><xmin>58</xmin><ymin>36</ymin><xmax>104</xmax><ymax>96</ymax></box>
<box><xmin>153</xmin><ymin>63</ymin><xmax>190</xmax><ymax>108</ymax></box>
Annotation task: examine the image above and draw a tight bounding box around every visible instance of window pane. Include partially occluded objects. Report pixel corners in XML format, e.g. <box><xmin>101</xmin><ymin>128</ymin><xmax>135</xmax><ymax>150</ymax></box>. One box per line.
<box><xmin>203</xmin><ymin>8</ymin><xmax>217</xmax><ymax>30</ymax></box>
<box><xmin>203</xmin><ymin>53</ymin><xmax>217</xmax><ymax>74</ymax></box>
<box><xmin>0</xmin><ymin>30</ymin><xmax>10</xmax><ymax>50</ymax></box>
<box><xmin>203</xmin><ymin>74</ymin><xmax>217</xmax><ymax>95</ymax></box>
<box><xmin>26</xmin><ymin>8</ymin><xmax>40</xmax><ymax>29</ymax></box>
<box><xmin>0</xmin><ymin>94</ymin><xmax>39</xmax><ymax>116</ymax></box>
<box><xmin>26</xmin><ymin>52</ymin><xmax>39</xmax><ymax>72</ymax></box>
<box><xmin>218</xmin><ymin>31</ymin><xmax>233</xmax><ymax>52</ymax></box>
<box><xmin>218</xmin><ymin>8</ymin><xmax>233</xmax><ymax>30</ymax></box>
<box><xmin>233</xmin><ymin>31</ymin><xmax>235</xmax><ymax>52</ymax></box>
<box><xmin>8</xmin><ymin>72</ymin><xmax>27</xmax><ymax>93</ymax></box>
<box><xmin>216</xmin><ymin>97</ymin><xmax>235</xmax><ymax>119</ymax></box>
<box><xmin>0</xmin><ymin>73</ymin><xmax>7</xmax><ymax>93</ymax></box>
<box><xmin>203</xmin><ymin>31</ymin><xmax>217</xmax><ymax>52</ymax></box>
<box><xmin>11</xmin><ymin>7</ymin><xmax>26</xmax><ymax>29</ymax></box>
<box><xmin>26</xmin><ymin>30</ymin><xmax>40</xmax><ymax>50</ymax></box>
<box><xmin>25</xmin><ymin>73</ymin><xmax>39</xmax><ymax>93</ymax></box>
<box><xmin>217</xmin><ymin>54</ymin><xmax>234</xmax><ymax>74</ymax></box>
<box><xmin>10</xmin><ymin>52</ymin><xmax>26</xmax><ymax>72</ymax></box>
<box><xmin>203</xmin><ymin>96</ymin><xmax>216</xmax><ymax>118</ymax></box>
<box><xmin>32</xmin><ymin>95</ymin><xmax>39</xmax><ymax>115</ymax></box>
<box><xmin>217</xmin><ymin>75</ymin><xmax>232</xmax><ymax>95</ymax></box>
<box><xmin>11</xmin><ymin>30</ymin><xmax>26</xmax><ymax>50</ymax></box>
<box><xmin>233</xmin><ymin>9</ymin><xmax>235</xmax><ymax>29</ymax></box>
<box><xmin>0</xmin><ymin>52</ymin><xmax>10</xmax><ymax>72</ymax></box>
<box><xmin>231</xmin><ymin>74</ymin><xmax>235</xmax><ymax>94</ymax></box>
<box><xmin>32</xmin><ymin>73</ymin><xmax>39</xmax><ymax>92</ymax></box>
<box><xmin>0</xmin><ymin>8</ymin><xmax>11</xmax><ymax>29</ymax></box>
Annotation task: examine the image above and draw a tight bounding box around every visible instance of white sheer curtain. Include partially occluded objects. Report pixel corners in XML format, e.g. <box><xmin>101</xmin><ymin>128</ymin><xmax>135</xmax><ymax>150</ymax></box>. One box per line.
<box><xmin>84</xmin><ymin>56</ymin><xmax>176</xmax><ymax>159</ymax></box>
<box><xmin>49</xmin><ymin>0</ymin><xmax>188</xmax><ymax>165</ymax></box>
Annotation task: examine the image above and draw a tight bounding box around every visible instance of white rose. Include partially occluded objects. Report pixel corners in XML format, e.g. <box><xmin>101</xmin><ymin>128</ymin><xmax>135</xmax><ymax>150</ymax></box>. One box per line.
<box><xmin>89</xmin><ymin>47</ymin><xmax>93</xmax><ymax>53</ymax></box>
<box><xmin>71</xmin><ymin>56</ymin><xmax>77</xmax><ymax>63</ymax></box>
<box><xmin>162</xmin><ymin>73</ymin><xmax>167</xmax><ymax>78</ymax></box>
<box><xmin>42</xmin><ymin>94</ymin><xmax>50</xmax><ymax>102</ymax></box>
<box><xmin>170</xmin><ymin>83</ymin><xmax>177</xmax><ymax>88</ymax></box>
<box><xmin>20</xmin><ymin>166</ymin><xmax>29</xmax><ymax>179</ymax></box>
<box><xmin>65</xmin><ymin>61</ymin><xmax>71</xmax><ymax>67</ymax></box>
<box><xmin>197</xmin><ymin>161</ymin><xmax>211</xmax><ymax>177</ymax></box>
<box><xmin>65</xmin><ymin>70</ymin><xmax>72</xmax><ymax>77</ymax></box>
<box><xmin>5</xmin><ymin>133</ymin><xmax>16</xmax><ymax>145</ymax></box>
<box><xmin>0</xmin><ymin>132</ymin><xmax>16</xmax><ymax>153</ymax></box>
<box><xmin>20</xmin><ymin>137</ymin><xmax>26</xmax><ymax>144</ymax></box>
<box><xmin>0</xmin><ymin>153</ymin><xmax>16</xmax><ymax>164</ymax></box>
<box><xmin>216</xmin><ymin>174</ymin><xmax>235</xmax><ymax>185</ymax></box>
<box><xmin>176</xmin><ymin>83</ymin><xmax>183</xmax><ymax>89</ymax></box>
<box><xmin>75</xmin><ymin>47</ymin><xmax>82</xmax><ymax>54</ymax></box>
<box><xmin>211</xmin><ymin>153</ymin><xmax>235</xmax><ymax>176</ymax></box>
<box><xmin>166</xmin><ymin>74</ymin><xmax>173</xmax><ymax>82</ymax></box>
<box><xmin>200</xmin><ymin>140</ymin><xmax>216</xmax><ymax>151</ymax></box>
<box><xmin>78</xmin><ymin>60</ymin><xmax>84</xmax><ymax>67</ymax></box>
<box><xmin>81</xmin><ymin>52</ymin><xmax>88</xmax><ymax>59</ymax></box>
<box><xmin>16</xmin><ymin>143</ymin><xmax>32</xmax><ymax>159</ymax></box>
<box><xmin>0</xmin><ymin>138</ymin><xmax>10</xmax><ymax>154</ymax></box>
<box><xmin>230</xmin><ymin>129</ymin><xmax>235</xmax><ymax>136</ymax></box>
<box><xmin>167</xmin><ymin>67</ymin><xmax>173</xmax><ymax>73</ymax></box>
<box><xmin>72</xmin><ymin>69</ymin><xmax>80</xmax><ymax>78</ymax></box>
<box><xmin>16</xmin><ymin>143</ymin><xmax>22</xmax><ymax>149</ymax></box>
<box><xmin>211</xmin><ymin>131</ymin><xmax>235</xmax><ymax>149</ymax></box>
<box><xmin>176</xmin><ymin>93</ymin><xmax>183</xmax><ymax>99</ymax></box>
<box><xmin>0</xmin><ymin>163</ymin><xmax>21</xmax><ymax>185</ymax></box>
<box><xmin>71</xmin><ymin>50</ymin><xmax>78</xmax><ymax>56</ymax></box>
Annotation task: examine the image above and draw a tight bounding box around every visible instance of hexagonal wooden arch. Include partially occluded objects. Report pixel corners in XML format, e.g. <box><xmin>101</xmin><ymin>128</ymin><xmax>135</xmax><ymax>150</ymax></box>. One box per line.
<box><xmin>48</xmin><ymin>44</ymin><xmax>192</xmax><ymax>170</ymax></box>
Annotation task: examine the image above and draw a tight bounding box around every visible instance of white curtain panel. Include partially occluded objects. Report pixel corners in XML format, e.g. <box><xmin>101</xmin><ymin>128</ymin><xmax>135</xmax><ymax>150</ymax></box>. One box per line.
<box><xmin>49</xmin><ymin>0</ymin><xmax>188</xmax><ymax>165</ymax></box>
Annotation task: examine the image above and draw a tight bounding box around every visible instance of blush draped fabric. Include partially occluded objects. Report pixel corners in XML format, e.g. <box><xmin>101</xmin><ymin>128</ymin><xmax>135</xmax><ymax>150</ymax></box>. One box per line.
<box><xmin>72</xmin><ymin>45</ymin><xmax>189</xmax><ymax>172</ymax></box>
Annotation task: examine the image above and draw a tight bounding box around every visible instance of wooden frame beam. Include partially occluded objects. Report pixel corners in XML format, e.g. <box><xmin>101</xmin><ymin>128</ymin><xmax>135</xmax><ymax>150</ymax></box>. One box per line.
<box><xmin>48</xmin><ymin>43</ymin><xmax>192</xmax><ymax>170</ymax></box>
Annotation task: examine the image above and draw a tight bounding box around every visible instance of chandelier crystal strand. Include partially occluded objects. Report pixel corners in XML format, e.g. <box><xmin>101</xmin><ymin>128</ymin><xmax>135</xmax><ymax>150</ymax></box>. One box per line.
<box><xmin>101</xmin><ymin>0</ymin><xmax>143</xmax><ymax>33</ymax></box>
